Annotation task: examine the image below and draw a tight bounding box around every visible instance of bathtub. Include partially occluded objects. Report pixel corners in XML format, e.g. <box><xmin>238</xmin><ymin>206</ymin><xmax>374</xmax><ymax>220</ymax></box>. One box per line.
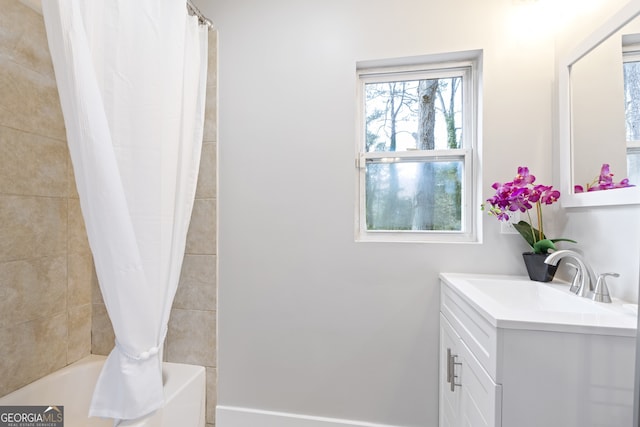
<box><xmin>0</xmin><ymin>355</ymin><xmax>206</xmax><ymax>427</ymax></box>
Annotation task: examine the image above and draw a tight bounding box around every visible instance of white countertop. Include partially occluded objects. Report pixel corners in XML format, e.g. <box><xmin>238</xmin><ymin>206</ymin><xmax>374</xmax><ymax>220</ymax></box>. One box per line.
<box><xmin>440</xmin><ymin>272</ymin><xmax>638</xmax><ymax>337</ymax></box>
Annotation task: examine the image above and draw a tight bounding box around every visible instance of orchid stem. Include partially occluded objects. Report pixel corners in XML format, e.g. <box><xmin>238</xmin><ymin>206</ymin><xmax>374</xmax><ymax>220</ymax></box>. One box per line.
<box><xmin>536</xmin><ymin>201</ymin><xmax>543</xmax><ymax>240</ymax></box>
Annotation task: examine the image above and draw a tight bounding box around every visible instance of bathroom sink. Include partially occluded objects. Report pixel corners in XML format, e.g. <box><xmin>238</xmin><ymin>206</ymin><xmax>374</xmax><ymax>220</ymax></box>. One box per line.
<box><xmin>465</xmin><ymin>277</ymin><xmax>615</xmax><ymax>314</ymax></box>
<box><xmin>439</xmin><ymin>273</ymin><xmax>637</xmax><ymax>336</ymax></box>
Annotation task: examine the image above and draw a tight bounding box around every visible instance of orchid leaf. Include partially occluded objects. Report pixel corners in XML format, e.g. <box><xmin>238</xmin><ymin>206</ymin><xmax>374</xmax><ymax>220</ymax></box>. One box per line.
<box><xmin>550</xmin><ymin>238</ymin><xmax>578</xmax><ymax>244</ymax></box>
<box><xmin>512</xmin><ymin>223</ymin><xmax>577</xmax><ymax>254</ymax></box>
<box><xmin>533</xmin><ymin>238</ymin><xmax>577</xmax><ymax>253</ymax></box>
<box><xmin>533</xmin><ymin>239</ymin><xmax>556</xmax><ymax>254</ymax></box>
<box><xmin>512</xmin><ymin>220</ymin><xmax>544</xmax><ymax>248</ymax></box>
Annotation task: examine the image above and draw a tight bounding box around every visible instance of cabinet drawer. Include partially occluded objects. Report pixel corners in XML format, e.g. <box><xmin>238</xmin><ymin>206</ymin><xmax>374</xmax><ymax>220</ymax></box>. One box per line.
<box><xmin>441</xmin><ymin>281</ymin><xmax>498</xmax><ymax>380</ymax></box>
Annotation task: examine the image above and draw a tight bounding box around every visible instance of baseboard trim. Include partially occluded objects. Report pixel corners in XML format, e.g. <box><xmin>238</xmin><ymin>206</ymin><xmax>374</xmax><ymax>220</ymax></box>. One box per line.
<box><xmin>215</xmin><ymin>405</ymin><xmax>403</xmax><ymax>427</ymax></box>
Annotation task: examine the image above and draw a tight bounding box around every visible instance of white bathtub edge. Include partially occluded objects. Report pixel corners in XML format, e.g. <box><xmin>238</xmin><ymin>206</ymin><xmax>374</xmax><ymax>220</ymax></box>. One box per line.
<box><xmin>215</xmin><ymin>405</ymin><xmax>405</xmax><ymax>427</ymax></box>
<box><xmin>0</xmin><ymin>354</ymin><xmax>206</xmax><ymax>427</ymax></box>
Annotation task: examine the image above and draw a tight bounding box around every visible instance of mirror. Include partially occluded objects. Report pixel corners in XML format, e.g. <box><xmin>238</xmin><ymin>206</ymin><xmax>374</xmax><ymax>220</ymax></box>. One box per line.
<box><xmin>559</xmin><ymin>0</ymin><xmax>640</xmax><ymax>207</ymax></box>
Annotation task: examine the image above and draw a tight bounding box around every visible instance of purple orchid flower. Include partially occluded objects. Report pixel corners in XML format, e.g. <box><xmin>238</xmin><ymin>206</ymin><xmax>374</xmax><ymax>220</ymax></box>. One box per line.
<box><xmin>482</xmin><ymin>166</ymin><xmax>574</xmax><ymax>254</ymax></box>
<box><xmin>513</xmin><ymin>166</ymin><xmax>535</xmax><ymax>187</ymax></box>
<box><xmin>577</xmin><ymin>163</ymin><xmax>634</xmax><ymax>192</ymax></box>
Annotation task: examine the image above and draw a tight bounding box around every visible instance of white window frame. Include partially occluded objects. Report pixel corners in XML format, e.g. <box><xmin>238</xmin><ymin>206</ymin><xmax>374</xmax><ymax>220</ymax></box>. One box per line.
<box><xmin>355</xmin><ymin>52</ymin><xmax>482</xmax><ymax>243</ymax></box>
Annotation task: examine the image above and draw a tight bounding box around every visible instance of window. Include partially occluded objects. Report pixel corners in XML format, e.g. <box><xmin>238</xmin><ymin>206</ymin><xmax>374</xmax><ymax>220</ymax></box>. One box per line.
<box><xmin>355</xmin><ymin>52</ymin><xmax>481</xmax><ymax>242</ymax></box>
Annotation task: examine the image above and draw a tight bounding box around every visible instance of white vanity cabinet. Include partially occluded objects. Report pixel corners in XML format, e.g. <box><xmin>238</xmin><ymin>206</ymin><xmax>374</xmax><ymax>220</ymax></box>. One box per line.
<box><xmin>439</xmin><ymin>273</ymin><xmax>637</xmax><ymax>427</ymax></box>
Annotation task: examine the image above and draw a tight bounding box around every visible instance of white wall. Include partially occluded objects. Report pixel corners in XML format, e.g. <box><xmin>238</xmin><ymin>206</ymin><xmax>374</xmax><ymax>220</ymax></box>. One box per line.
<box><xmin>201</xmin><ymin>0</ymin><xmax>640</xmax><ymax>425</ymax></box>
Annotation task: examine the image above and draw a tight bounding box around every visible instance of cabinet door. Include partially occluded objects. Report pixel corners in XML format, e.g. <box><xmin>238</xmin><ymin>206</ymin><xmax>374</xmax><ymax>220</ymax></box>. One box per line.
<box><xmin>440</xmin><ymin>313</ymin><xmax>502</xmax><ymax>427</ymax></box>
<box><xmin>440</xmin><ymin>314</ymin><xmax>461</xmax><ymax>427</ymax></box>
<box><xmin>457</xmin><ymin>336</ymin><xmax>502</xmax><ymax>427</ymax></box>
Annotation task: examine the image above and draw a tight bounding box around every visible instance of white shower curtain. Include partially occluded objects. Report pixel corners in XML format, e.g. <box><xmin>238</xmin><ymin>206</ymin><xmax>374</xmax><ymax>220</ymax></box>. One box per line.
<box><xmin>42</xmin><ymin>0</ymin><xmax>208</xmax><ymax>421</ymax></box>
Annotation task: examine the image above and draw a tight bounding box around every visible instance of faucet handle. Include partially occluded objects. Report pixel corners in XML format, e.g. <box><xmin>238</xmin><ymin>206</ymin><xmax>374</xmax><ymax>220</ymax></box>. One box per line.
<box><xmin>592</xmin><ymin>272</ymin><xmax>618</xmax><ymax>303</ymax></box>
<box><xmin>566</xmin><ymin>262</ymin><xmax>581</xmax><ymax>293</ymax></box>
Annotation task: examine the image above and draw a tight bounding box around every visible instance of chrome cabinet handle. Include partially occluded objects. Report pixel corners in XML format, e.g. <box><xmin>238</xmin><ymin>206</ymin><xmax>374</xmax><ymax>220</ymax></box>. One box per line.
<box><xmin>446</xmin><ymin>347</ymin><xmax>462</xmax><ymax>392</ymax></box>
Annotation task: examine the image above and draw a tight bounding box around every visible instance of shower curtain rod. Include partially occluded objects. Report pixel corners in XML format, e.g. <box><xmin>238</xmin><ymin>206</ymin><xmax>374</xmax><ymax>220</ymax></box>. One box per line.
<box><xmin>186</xmin><ymin>0</ymin><xmax>213</xmax><ymax>29</ymax></box>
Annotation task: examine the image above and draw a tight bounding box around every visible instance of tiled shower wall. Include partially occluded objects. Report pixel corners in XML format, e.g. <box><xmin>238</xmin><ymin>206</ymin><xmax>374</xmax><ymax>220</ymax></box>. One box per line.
<box><xmin>0</xmin><ymin>3</ymin><xmax>218</xmax><ymax>425</ymax></box>
<box><xmin>0</xmin><ymin>0</ymin><xmax>93</xmax><ymax>396</ymax></box>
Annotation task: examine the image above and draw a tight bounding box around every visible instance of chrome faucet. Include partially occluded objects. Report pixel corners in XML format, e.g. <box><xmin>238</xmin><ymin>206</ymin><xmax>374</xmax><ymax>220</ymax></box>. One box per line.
<box><xmin>544</xmin><ymin>250</ymin><xmax>597</xmax><ymax>298</ymax></box>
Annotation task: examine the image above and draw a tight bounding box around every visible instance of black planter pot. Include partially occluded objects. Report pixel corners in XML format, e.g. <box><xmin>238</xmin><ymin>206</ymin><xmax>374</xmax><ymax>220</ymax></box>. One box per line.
<box><xmin>522</xmin><ymin>252</ymin><xmax>558</xmax><ymax>282</ymax></box>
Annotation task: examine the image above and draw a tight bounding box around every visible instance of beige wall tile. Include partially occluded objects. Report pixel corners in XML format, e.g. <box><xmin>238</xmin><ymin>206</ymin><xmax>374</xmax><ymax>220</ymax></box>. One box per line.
<box><xmin>0</xmin><ymin>58</ymin><xmax>65</xmax><ymax>141</ymax></box>
<box><xmin>67</xmin><ymin>252</ymin><xmax>93</xmax><ymax>307</ymax></box>
<box><xmin>0</xmin><ymin>126</ymin><xmax>67</xmax><ymax>197</ymax></box>
<box><xmin>195</xmin><ymin>142</ymin><xmax>217</xmax><ymax>199</ymax></box>
<box><xmin>204</xmin><ymin>31</ymin><xmax>217</xmax><ymax>145</ymax></box>
<box><xmin>186</xmin><ymin>199</ymin><xmax>216</xmax><ymax>255</ymax></box>
<box><xmin>0</xmin><ymin>0</ymin><xmax>54</xmax><ymax>78</ymax></box>
<box><xmin>67</xmin><ymin>151</ymin><xmax>79</xmax><ymax>199</ymax></box>
<box><xmin>203</xmin><ymin>85</ymin><xmax>217</xmax><ymax>143</ymax></box>
<box><xmin>207</xmin><ymin>31</ymin><xmax>217</xmax><ymax>82</ymax></box>
<box><xmin>0</xmin><ymin>196</ymin><xmax>66</xmax><ymax>262</ymax></box>
<box><xmin>0</xmin><ymin>256</ymin><xmax>66</xmax><ymax>329</ymax></box>
<box><xmin>174</xmin><ymin>255</ymin><xmax>217</xmax><ymax>311</ymax></box>
<box><xmin>0</xmin><ymin>1</ymin><xmax>94</xmax><ymax>398</ymax></box>
<box><xmin>206</xmin><ymin>367</ymin><xmax>217</xmax><ymax>425</ymax></box>
<box><xmin>166</xmin><ymin>308</ymin><xmax>216</xmax><ymax>367</ymax></box>
<box><xmin>67</xmin><ymin>198</ymin><xmax>90</xmax><ymax>255</ymax></box>
<box><xmin>92</xmin><ymin>268</ymin><xmax>103</xmax><ymax>304</ymax></box>
<box><xmin>67</xmin><ymin>303</ymin><xmax>91</xmax><ymax>363</ymax></box>
<box><xmin>0</xmin><ymin>0</ymin><xmax>31</xmax><ymax>52</ymax></box>
<box><xmin>0</xmin><ymin>1</ymin><xmax>63</xmax><ymax>143</ymax></box>
<box><xmin>0</xmin><ymin>313</ymin><xmax>67</xmax><ymax>397</ymax></box>
<box><xmin>91</xmin><ymin>303</ymin><xmax>115</xmax><ymax>356</ymax></box>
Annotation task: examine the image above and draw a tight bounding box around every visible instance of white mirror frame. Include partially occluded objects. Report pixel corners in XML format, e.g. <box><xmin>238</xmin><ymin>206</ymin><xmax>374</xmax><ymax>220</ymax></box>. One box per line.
<box><xmin>559</xmin><ymin>0</ymin><xmax>640</xmax><ymax>207</ymax></box>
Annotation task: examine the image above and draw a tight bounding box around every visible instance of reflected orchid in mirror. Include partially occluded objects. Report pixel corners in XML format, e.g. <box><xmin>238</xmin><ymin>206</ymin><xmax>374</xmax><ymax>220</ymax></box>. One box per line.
<box><xmin>482</xmin><ymin>167</ymin><xmax>576</xmax><ymax>254</ymax></box>
<box><xmin>574</xmin><ymin>163</ymin><xmax>634</xmax><ymax>193</ymax></box>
